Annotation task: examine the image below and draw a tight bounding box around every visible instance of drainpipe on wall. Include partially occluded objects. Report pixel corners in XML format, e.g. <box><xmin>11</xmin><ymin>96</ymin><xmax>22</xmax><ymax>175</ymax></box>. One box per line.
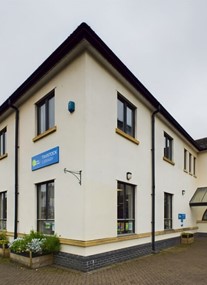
<box><xmin>151</xmin><ymin>106</ymin><xmax>160</xmax><ymax>253</ymax></box>
<box><xmin>10</xmin><ymin>103</ymin><xmax>19</xmax><ymax>239</ymax></box>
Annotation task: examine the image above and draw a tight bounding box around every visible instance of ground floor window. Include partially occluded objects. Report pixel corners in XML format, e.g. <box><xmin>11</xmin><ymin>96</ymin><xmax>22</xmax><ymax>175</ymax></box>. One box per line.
<box><xmin>117</xmin><ymin>181</ymin><xmax>135</xmax><ymax>235</ymax></box>
<box><xmin>164</xmin><ymin>192</ymin><xmax>173</xmax><ymax>230</ymax></box>
<box><xmin>0</xmin><ymin>191</ymin><xmax>7</xmax><ymax>230</ymax></box>
<box><xmin>37</xmin><ymin>181</ymin><xmax>54</xmax><ymax>235</ymax></box>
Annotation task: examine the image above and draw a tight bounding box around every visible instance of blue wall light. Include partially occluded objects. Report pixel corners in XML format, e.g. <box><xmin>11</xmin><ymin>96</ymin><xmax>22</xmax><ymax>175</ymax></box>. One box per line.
<box><xmin>68</xmin><ymin>101</ymin><xmax>75</xmax><ymax>113</ymax></box>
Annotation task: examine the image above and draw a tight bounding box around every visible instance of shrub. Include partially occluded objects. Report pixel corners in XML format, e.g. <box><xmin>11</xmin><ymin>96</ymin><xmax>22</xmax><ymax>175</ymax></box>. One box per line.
<box><xmin>0</xmin><ymin>231</ymin><xmax>9</xmax><ymax>246</ymax></box>
<box><xmin>26</xmin><ymin>238</ymin><xmax>43</xmax><ymax>254</ymax></box>
<box><xmin>0</xmin><ymin>231</ymin><xmax>7</xmax><ymax>241</ymax></box>
<box><xmin>9</xmin><ymin>231</ymin><xmax>60</xmax><ymax>255</ymax></box>
<box><xmin>9</xmin><ymin>237</ymin><xmax>27</xmax><ymax>253</ymax></box>
<box><xmin>41</xmin><ymin>235</ymin><xmax>60</xmax><ymax>253</ymax></box>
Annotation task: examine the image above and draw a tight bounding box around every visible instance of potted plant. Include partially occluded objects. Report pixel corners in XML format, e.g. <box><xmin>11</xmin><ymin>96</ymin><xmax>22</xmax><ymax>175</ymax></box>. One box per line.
<box><xmin>181</xmin><ymin>232</ymin><xmax>194</xmax><ymax>244</ymax></box>
<box><xmin>9</xmin><ymin>230</ymin><xmax>60</xmax><ymax>268</ymax></box>
<box><xmin>0</xmin><ymin>231</ymin><xmax>9</xmax><ymax>257</ymax></box>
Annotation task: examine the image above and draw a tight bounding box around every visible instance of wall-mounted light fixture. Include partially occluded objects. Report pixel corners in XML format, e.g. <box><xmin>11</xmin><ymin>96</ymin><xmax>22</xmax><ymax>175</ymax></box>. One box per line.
<box><xmin>68</xmin><ymin>101</ymin><xmax>75</xmax><ymax>113</ymax></box>
<box><xmin>126</xmin><ymin>172</ymin><xmax>132</xmax><ymax>180</ymax></box>
<box><xmin>182</xmin><ymin>190</ymin><xmax>186</xmax><ymax>196</ymax></box>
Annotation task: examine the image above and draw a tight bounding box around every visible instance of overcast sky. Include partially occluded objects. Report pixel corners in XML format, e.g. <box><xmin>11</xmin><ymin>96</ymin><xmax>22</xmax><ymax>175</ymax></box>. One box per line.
<box><xmin>1</xmin><ymin>0</ymin><xmax>207</xmax><ymax>139</ymax></box>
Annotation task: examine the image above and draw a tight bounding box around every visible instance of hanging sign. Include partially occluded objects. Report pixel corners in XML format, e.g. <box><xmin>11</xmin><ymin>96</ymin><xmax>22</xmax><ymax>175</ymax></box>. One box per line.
<box><xmin>32</xmin><ymin>146</ymin><xmax>59</xmax><ymax>171</ymax></box>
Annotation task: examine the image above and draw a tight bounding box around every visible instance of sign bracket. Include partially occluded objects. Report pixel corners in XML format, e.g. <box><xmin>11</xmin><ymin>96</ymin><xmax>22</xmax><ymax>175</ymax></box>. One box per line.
<box><xmin>64</xmin><ymin>168</ymin><xmax>82</xmax><ymax>185</ymax></box>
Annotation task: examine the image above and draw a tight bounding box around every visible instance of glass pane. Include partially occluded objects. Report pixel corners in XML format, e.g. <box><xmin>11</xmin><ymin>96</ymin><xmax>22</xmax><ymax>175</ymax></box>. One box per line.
<box><xmin>4</xmin><ymin>131</ymin><xmax>6</xmax><ymax>154</ymax></box>
<box><xmin>117</xmin><ymin>222</ymin><xmax>125</xmax><ymax>234</ymax></box>
<box><xmin>38</xmin><ymin>220</ymin><xmax>54</xmax><ymax>235</ymax></box>
<box><xmin>0</xmin><ymin>133</ymin><xmax>3</xmax><ymax>156</ymax></box>
<box><xmin>3</xmin><ymin>192</ymin><xmax>7</xmax><ymax>220</ymax></box>
<box><xmin>191</xmin><ymin>188</ymin><xmax>207</xmax><ymax>203</ymax></box>
<box><xmin>125</xmin><ymin>184</ymin><xmax>134</xmax><ymax>219</ymax></box>
<box><xmin>164</xmin><ymin>135</ymin><xmax>173</xmax><ymax>159</ymax></box>
<box><xmin>117</xmin><ymin>99</ymin><xmax>124</xmax><ymax>130</ymax></box>
<box><xmin>202</xmin><ymin>210</ymin><xmax>207</xmax><ymax>221</ymax></box>
<box><xmin>117</xmin><ymin>182</ymin><xmax>135</xmax><ymax>235</ymax></box>
<box><xmin>48</xmin><ymin>182</ymin><xmax>54</xmax><ymax>219</ymax></box>
<box><xmin>48</xmin><ymin>96</ymin><xmax>55</xmax><ymax>129</ymax></box>
<box><xmin>38</xmin><ymin>104</ymin><xmax>46</xmax><ymax>134</ymax></box>
<box><xmin>0</xmin><ymin>194</ymin><xmax>3</xmax><ymax>219</ymax></box>
<box><xmin>38</xmin><ymin>184</ymin><xmax>46</xmax><ymax>219</ymax></box>
<box><xmin>126</xmin><ymin>107</ymin><xmax>133</xmax><ymax>136</ymax></box>
<box><xmin>117</xmin><ymin>184</ymin><xmax>124</xmax><ymax>219</ymax></box>
<box><xmin>184</xmin><ymin>149</ymin><xmax>187</xmax><ymax>170</ymax></box>
<box><xmin>164</xmin><ymin>193</ymin><xmax>172</xmax><ymax>229</ymax></box>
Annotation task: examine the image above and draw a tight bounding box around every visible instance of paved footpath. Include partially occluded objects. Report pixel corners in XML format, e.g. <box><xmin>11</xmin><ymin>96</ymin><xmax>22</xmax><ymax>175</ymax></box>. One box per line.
<box><xmin>1</xmin><ymin>237</ymin><xmax>207</xmax><ymax>285</ymax></box>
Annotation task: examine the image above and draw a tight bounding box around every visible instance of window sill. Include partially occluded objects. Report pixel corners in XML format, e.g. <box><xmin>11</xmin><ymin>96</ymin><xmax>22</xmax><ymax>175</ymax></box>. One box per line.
<box><xmin>33</xmin><ymin>126</ymin><xmax>57</xmax><ymax>142</ymax></box>
<box><xmin>0</xmin><ymin>153</ymin><xmax>8</xmax><ymax>160</ymax></box>
<box><xmin>115</xmin><ymin>128</ymin><xmax>140</xmax><ymax>145</ymax></box>
<box><xmin>163</xmin><ymin>156</ymin><xmax>175</xmax><ymax>165</ymax></box>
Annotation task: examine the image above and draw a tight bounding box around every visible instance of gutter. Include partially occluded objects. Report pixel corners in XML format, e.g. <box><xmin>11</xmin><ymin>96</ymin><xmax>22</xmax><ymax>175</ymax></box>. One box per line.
<box><xmin>9</xmin><ymin>103</ymin><xmax>19</xmax><ymax>239</ymax></box>
<box><xmin>151</xmin><ymin>106</ymin><xmax>160</xmax><ymax>253</ymax></box>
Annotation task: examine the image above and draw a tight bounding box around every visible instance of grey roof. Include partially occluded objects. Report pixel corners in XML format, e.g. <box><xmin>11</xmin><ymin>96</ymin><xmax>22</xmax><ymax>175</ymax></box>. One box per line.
<box><xmin>195</xmin><ymin>138</ymin><xmax>207</xmax><ymax>151</ymax></box>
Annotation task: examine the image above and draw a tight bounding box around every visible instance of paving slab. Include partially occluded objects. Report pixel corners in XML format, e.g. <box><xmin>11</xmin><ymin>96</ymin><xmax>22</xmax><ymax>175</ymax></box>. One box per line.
<box><xmin>0</xmin><ymin>237</ymin><xmax>207</xmax><ymax>285</ymax></box>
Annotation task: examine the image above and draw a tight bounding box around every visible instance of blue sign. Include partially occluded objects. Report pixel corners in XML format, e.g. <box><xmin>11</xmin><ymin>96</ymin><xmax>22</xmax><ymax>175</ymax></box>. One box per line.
<box><xmin>32</xmin><ymin>146</ymin><xmax>59</xmax><ymax>171</ymax></box>
<box><xmin>178</xmin><ymin>213</ymin><xmax>186</xmax><ymax>221</ymax></box>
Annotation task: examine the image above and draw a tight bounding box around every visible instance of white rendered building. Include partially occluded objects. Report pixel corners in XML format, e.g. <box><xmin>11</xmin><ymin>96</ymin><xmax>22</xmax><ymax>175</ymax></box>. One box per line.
<box><xmin>0</xmin><ymin>23</ymin><xmax>207</xmax><ymax>271</ymax></box>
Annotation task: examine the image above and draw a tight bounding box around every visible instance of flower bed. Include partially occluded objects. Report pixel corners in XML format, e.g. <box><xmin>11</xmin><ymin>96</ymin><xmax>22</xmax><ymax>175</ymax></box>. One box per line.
<box><xmin>9</xmin><ymin>231</ymin><xmax>60</xmax><ymax>268</ymax></box>
<box><xmin>10</xmin><ymin>251</ymin><xmax>53</xmax><ymax>269</ymax></box>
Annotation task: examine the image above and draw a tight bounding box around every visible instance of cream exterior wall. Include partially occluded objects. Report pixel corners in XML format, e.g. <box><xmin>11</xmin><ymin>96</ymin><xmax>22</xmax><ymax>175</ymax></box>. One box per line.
<box><xmin>197</xmin><ymin>151</ymin><xmax>207</xmax><ymax>186</ymax></box>
<box><xmin>0</xmin><ymin>113</ymin><xmax>16</xmax><ymax>233</ymax></box>
<box><xmin>193</xmin><ymin>151</ymin><xmax>207</xmax><ymax>231</ymax></box>
<box><xmin>0</xmin><ymin>48</ymin><xmax>205</xmax><ymax>257</ymax></box>
<box><xmin>16</xmin><ymin>53</ymin><xmax>87</xmax><ymax>239</ymax></box>
<box><xmin>155</xmin><ymin>119</ymin><xmax>198</xmax><ymax>230</ymax></box>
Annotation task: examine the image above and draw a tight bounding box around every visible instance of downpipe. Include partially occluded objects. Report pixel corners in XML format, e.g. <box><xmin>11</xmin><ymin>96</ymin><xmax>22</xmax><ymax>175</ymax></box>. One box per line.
<box><xmin>151</xmin><ymin>106</ymin><xmax>160</xmax><ymax>253</ymax></box>
<box><xmin>10</xmin><ymin>103</ymin><xmax>19</xmax><ymax>239</ymax></box>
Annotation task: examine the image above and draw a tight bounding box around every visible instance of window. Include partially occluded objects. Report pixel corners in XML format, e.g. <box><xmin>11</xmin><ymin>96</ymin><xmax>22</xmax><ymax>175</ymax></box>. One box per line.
<box><xmin>117</xmin><ymin>181</ymin><xmax>135</xmax><ymax>235</ymax></box>
<box><xmin>189</xmin><ymin>153</ymin><xmax>192</xmax><ymax>173</ymax></box>
<box><xmin>164</xmin><ymin>132</ymin><xmax>173</xmax><ymax>161</ymax></box>
<box><xmin>37</xmin><ymin>181</ymin><xmax>54</xmax><ymax>235</ymax></box>
<box><xmin>184</xmin><ymin>149</ymin><xmax>187</xmax><ymax>171</ymax></box>
<box><xmin>0</xmin><ymin>192</ymin><xmax>7</xmax><ymax>230</ymax></box>
<box><xmin>0</xmin><ymin>128</ymin><xmax>6</xmax><ymax>157</ymax></box>
<box><xmin>36</xmin><ymin>91</ymin><xmax>55</xmax><ymax>135</ymax></box>
<box><xmin>117</xmin><ymin>94</ymin><xmax>135</xmax><ymax>137</ymax></box>
<box><xmin>193</xmin><ymin>157</ymin><xmax>196</xmax><ymax>176</ymax></box>
<box><xmin>164</xmin><ymin>192</ymin><xmax>173</xmax><ymax>230</ymax></box>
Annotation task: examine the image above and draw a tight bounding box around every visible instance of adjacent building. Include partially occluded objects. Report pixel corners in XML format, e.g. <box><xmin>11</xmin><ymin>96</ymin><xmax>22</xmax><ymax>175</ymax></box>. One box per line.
<box><xmin>0</xmin><ymin>23</ymin><xmax>207</xmax><ymax>271</ymax></box>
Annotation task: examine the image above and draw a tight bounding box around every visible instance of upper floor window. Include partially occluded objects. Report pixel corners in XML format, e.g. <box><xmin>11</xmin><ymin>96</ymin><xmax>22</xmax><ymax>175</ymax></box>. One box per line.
<box><xmin>164</xmin><ymin>132</ymin><xmax>173</xmax><ymax>161</ymax></box>
<box><xmin>117</xmin><ymin>94</ymin><xmax>135</xmax><ymax>138</ymax></box>
<box><xmin>193</xmin><ymin>157</ymin><xmax>196</xmax><ymax>176</ymax></box>
<box><xmin>36</xmin><ymin>91</ymin><xmax>55</xmax><ymax>135</ymax></box>
<box><xmin>0</xmin><ymin>191</ymin><xmax>7</xmax><ymax>230</ymax></box>
<box><xmin>189</xmin><ymin>153</ymin><xmax>192</xmax><ymax>174</ymax></box>
<box><xmin>117</xmin><ymin>181</ymin><xmax>135</xmax><ymax>235</ymax></box>
<box><xmin>184</xmin><ymin>149</ymin><xmax>187</xmax><ymax>171</ymax></box>
<box><xmin>0</xmin><ymin>128</ymin><xmax>7</xmax><ymax>157</ymax></box>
